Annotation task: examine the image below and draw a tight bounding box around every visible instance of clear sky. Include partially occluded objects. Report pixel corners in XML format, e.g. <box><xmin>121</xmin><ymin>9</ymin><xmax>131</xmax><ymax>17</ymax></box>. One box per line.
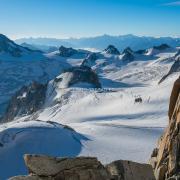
<box><xmin>0</xmin><ymin>0</ymin><xmax>179</xmax><ymax>39</ymax></box>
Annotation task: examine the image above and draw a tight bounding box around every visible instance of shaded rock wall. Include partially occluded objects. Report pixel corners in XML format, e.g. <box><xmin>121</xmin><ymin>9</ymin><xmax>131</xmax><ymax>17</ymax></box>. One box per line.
<box><xmin>150</xmin><ymin>77</ymin><xmax>180</xmax><ymax>180</ymax></box>
<box><xmin>2</xmin><ymin>81</ymin><xmax>47</xmax><ymax>123</ymax></box>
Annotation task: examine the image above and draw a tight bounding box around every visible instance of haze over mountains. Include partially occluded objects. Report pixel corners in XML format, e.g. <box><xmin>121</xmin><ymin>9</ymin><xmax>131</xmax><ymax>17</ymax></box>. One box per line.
<box><xmin>0</xmin><ymin>33</ymin><xmax>180</xmax><ymax>179</ymax></box>
<box><xmin>16</xmin><ymin>34</ymin><xmax>180</xmax><ymax>51</ymax></box>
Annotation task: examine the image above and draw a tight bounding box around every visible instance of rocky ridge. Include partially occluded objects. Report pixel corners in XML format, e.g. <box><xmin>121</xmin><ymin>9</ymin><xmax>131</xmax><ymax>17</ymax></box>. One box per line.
<box><xmin>159</xmin><ymin>53</ymin><xmax>180</xmax><ymax>84</ymax></box>
<box><xmin>58</xmin><ymin>46</ymin><xmax>78</xmax><ymax>57</ymax></box>
<box><xmin>1</xmin><ymin>81</ymin><xmax>47</xmax><ymax>123</ymax></box>
<box><xmin>0</xmin><ymin>34</ymin><xmax>39</xmax><ymax>57</ymax></box>
<box><xmin>150</xmin><ymin>77</ymin><xmax>180</xmax><ymax>180</ymax></box>
<box><xmin>121</xmin><ymin>47</ymin><xmax>135</xmax><ymax>62</ymax></box>
<box><xmin>1</xmin><ymin>65</ymin><xmax>101</xmax><ymax>123</ymax></box>
<box><xmin>104</xmin><ymin>45</ymin><xmax>120</xmax><ymax>55</ymax></box>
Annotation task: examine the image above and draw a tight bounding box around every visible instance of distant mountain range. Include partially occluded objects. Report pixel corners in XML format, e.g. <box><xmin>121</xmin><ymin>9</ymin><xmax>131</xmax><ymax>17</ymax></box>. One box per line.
<box><xmin>15</xmin><ymin>34</ymin><xmax>180</xmax><ymax>51</ymax></box>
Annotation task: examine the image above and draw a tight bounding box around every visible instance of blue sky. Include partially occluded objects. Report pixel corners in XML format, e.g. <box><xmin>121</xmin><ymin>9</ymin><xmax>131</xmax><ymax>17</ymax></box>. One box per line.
<box><xmin>0</xmin><ymin>0</ymin><xmax>179</xmax><ymax>39</ymax></box>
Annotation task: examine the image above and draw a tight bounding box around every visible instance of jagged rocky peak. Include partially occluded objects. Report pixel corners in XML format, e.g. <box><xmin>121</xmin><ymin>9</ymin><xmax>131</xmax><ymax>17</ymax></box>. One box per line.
<box><xmin>104</xmin><ymin>45</ymin><xmax>120</xmax><ymax>55</ymax></box>
<box><xmin>59</xmin><ymin>45</ymin><xmax>77</xmax><ymax>57</ymax></box>
<box><xmin>150</xmin><ymin>77</ymin><xmax>180</xmax><ymax>180</ymax></box>
<box><xmin>122</xmin><ymin>47</ymin><xmax>134</xmax><ymax>54</ymax></box>
<box><xmin>121</xmin><ymin>47</ymin><xmax>135</xmax><ymax>62</ymax></box>
<box><xmin>10</xmin><ymin>154</ymin><xmax>155</xmax><ymax>180</ymax></box>
<box><xmin>175</xmin><ymin>49</ymin><xmax>180</xmax><ymax>60</ymax></box>
<box><xmin>2</xmin><ymin>81</ymin><xmax>47</xmax><ymax>123</ymax></box>
<box><xmin>135</xmin><ymin>49</ymin><xmax>148</xmax><ymax>54</ymax></box>
<box><xmin>81</xmin><ymin>53</ymin><xmax>98</xmax><ymax>67</ymax></box>
<box><xmin>54</xmin><ymin>66</ymin><xmax>101</xmax><ymax>88</ymax></box>
<box><xmin>153</xmin><ymin>43</ymin><xmax>170</xmax><ymax>51</ymax></box>
<box><xmin>159</xmin><ymin>57</ymin><xmax>180</xmax><ymax>84</ymax></box>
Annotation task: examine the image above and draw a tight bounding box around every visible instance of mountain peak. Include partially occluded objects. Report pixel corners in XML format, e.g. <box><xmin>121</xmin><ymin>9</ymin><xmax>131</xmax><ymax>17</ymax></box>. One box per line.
<box><xmin>104</xmin><ymin>45</ymin><xmax>120</xmax><ymax>55</ymax></box>
<box><xmin>153</xmin><ymin>43</ymin><xmax>170</xmax><ymax>50</ymax></box>
<box><xmin>59</xmin><ymin>46</ymin><xmax>77</xmax><ymax>57</ymax></box>
<box><xmin>122</xmin><ymin>47</ymin><xmax>134</xmax><ymax>54</ymax></box>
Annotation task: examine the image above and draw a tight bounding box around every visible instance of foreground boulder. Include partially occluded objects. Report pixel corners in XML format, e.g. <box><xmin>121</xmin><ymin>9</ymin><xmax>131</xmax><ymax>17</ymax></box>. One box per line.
<box><xmin>10</xmin><ymin>154</ymin><xmax>155</xmax><ymax>180</ymax></box>
<box><xmin>150</xmin><ymin>77</ymin><xmax>180</xmax><ymax>180</ymax></box>
<box><xmin>106</xmin><ymin>160</ymin><xmax>155</xmax><ymax>180</ymax></box>
<box><xmin>10</xmin><ymin>155</ymin><xmax>111</xmax><ymax>180</ymax></box>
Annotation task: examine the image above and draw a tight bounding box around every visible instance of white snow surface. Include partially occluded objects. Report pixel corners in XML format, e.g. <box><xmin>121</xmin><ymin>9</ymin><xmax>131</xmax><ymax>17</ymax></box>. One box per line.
<box><xmin>0</xmin><ymin>47</ymin><xmax>179</xmax><ymax>179</ymax></box>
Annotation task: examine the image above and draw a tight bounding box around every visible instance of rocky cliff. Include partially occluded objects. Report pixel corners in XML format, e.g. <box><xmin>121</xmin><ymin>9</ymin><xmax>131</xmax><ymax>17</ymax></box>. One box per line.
<box><xmin>10</xmin><ymin>154</ymin><xmax>155</xmax><ymax>180</ymax></box>
<box><xmin>1</xmin><ymin>81</ymin><xmax>47</xmax><ymax>123</ymax></box>
<box><xmin>159</xmin><ymin>58</ymin><xmax>180</xmax><ymax>84</ymax></box>
<box><xmin>150</xmin><ymin>77</ymin><xmax>180</xmax><ymax>180</ymax></box>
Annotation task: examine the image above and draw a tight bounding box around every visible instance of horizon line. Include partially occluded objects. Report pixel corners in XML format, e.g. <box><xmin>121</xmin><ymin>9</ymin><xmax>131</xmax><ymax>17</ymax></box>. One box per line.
<box><xmin>11</xmin><ymin>33</ymin><xmax>180</xmax><ymax>41</ymax></box>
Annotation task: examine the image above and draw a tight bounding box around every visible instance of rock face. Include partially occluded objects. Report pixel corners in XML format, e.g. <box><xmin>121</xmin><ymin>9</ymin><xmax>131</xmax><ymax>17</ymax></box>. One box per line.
<box><xmin>122</xmin><ymin>47</ymin><xmax>133</xmax><ymax>54</ymax></box>
<box><xmin>54</xmin><ymin>66</ymin><xmax>101</xmax><ymax>88</ymax></box>
<box><xmin>104</xmin><ymin>45</ymin><xmax>120</xmax><ymax>55</ymax></box>
<box><xmin>135</xmin><ymin>49</ymin><xmax>147</xmax><ymax>54</ymax></box>
<box><xmin>59</xmin><ymin>46</ymin><xmax>77</xmax><ymax>57</ymax></box>
<box><xmin>10</xmin><ymin>154</ymin><xmax>155</xmax><ymax>180</ymax></box>
<box><xmin>159</xmin><ymin>58</ymin><xmax>180</xmax><ymax>84</ymax></box>
<box><xmin>150</xmin><ymin>77</ymin><xmax>180</xmax><ymax>180</ymax></box>
<box><xmin>2</xmin><ymin>81</ymin><xmax>47</xmax><ymax>122</ymax></box>
<box><xmin>81</xmin><ymin>53</ymin><xmax>98</xmax><ymax>67</ymax></box>
<box><xmin>10</xmin><ymin>155</ymin><xmax>111</xmax><ymax>180</ymax></box>
<box><xmin>106</xmin><ymin>160</ymin><xmax>155</xmax><ymax>180</ymax></box>
<box><xmin>174</xmin><ymin>50</ymin><xmax>180</xmax><ymax>60</ymax></box>
<box><xmin>153</xmin><ymin>44</ymin><xmax>170</xmax><ymax>51</ymax></box>
<box><xmin>121</xmin><ymin>47</ymin><xmax>135</xmax><ymax>62</ymax></box>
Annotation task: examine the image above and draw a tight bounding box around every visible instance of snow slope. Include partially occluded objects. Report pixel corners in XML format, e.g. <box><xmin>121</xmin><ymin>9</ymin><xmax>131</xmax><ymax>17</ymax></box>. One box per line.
<box><xmin>0</xmin><ymin>59</ymin><xmax>70</xmax><ymax>117</ymax></box>
<box><xmin>0</xmin><ymin>120</ymin><xmax>87</xmax><ymax>179</ymax></box>
<box><xmin>0</xmin><ymin>45</ymin><xmax>179</xmax><ymax>179</ymax></box>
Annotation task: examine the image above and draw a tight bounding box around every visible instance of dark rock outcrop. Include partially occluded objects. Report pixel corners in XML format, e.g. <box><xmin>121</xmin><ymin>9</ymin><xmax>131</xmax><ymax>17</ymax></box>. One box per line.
<box><xmin>2</xmin><ymin>81</ymin><xmax>47</xmax><ymax>123</ymax></box>
<box><xmin>174</xmin><ymin>50</ymin><xmax>180</xmax><ymax>60</ymax></box>
<box><xmin>159</xmin><ymin>58</ymin><xmax>180</xmax><ymax>84</ymax></box>
<box><xmin>55</xmin><ymin>66</ymin><xmax>101</xmax><ymax>88</ymax></box>
<box><xmin>121</xmin><ymin>47</ymin><xmax>135</xmax><ymax>62</ymax></box>
<box><xmin>153</xmin><ymin>44</ymin><xmax>170</xmax><ymax>51</ymax></box>
<box><xmin>10</xmin><ymin>154</ymin><xmax>155</xmax><ymax>180</ymax></box>
<box><xmin>104</xmin><ymin>45</ymin><xmax>120</xmax><ymax>55</ymax></box>
<box><xmin>59</xmin><ymin>46</ymin><xmax>77</xmax><ymax>57</ymax></box>
<box><xmin>122</xmin><ymin>47</ymin><xmax>134</xmax><ymax>54</ymax></box>
<box><xmin>135</xmin><ymin>49</ymin><xmax>147</xmax><ymax>54</ymax></box>
<box><xmin>81</xmin><ymin>53</ymin><xmax>98</xmax><ymax>67</ymax></box>
<box><xmin>150</xmin><ymin>77</ymin><xmax>180</xmax><ymax>180</ymax></box>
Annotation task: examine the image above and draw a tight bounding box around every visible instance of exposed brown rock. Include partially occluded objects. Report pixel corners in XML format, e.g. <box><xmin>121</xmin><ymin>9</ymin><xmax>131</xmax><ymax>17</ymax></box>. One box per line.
<box><xmin>150</xmin><ymin>77</ymin><xmax>180</xmax><ymax>180</ymax></box>
<box><xmin>106</xmin><ymin>160</ymin><xmax>155</xmax><ymax>180</ymax></box>
<box><xmin>10</xmin><ymin>154</ymin><xmax>155</xmax><ymax>180</ymax></box>
<box><xmin>168</xmin><ymin>76</ymin><xmax>180</xmax><ymax>120</ymax></box>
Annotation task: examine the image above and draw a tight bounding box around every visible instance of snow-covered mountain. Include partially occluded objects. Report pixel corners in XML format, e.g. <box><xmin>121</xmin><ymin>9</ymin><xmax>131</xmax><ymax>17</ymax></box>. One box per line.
<box><xmin>15</xmin><ymin>34</ymin><xmax>180</xmax><ymax>51</ymax></box>
<box><xmin>0</xmin><ymin>35</ymin><xmax>72</xmax><ymax>117</ymax></box>
<box><xmin>21</xmin><ymin>42</ymin><xmax>59</xmax><ymax>53</ymax></box>
<box><xmin>0</xmin><ymin>34</ymin><xmax>46</xmax><ymax>60</ymax></box>
<box><xmin>0</xmin><ymin>35</ymin><xmax>180</xmax><ymax>179</ymax></box>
